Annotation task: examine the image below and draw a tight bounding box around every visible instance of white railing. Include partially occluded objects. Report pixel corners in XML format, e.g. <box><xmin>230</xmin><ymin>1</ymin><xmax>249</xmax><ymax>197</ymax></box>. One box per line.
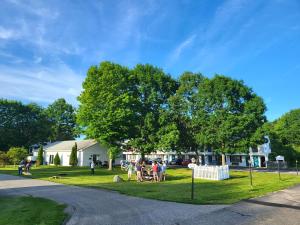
<box><xmin>188</xmin><ymin>164</ymin><xmax>230</xmax><ymax>180</ymax></box>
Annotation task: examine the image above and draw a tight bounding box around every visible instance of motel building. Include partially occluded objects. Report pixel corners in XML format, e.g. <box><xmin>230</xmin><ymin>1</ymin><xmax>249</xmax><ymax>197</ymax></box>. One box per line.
<box><xmin>123</xmin><ymin>137</ymin><xmax>271</xmax><ymax>168</ymax></box>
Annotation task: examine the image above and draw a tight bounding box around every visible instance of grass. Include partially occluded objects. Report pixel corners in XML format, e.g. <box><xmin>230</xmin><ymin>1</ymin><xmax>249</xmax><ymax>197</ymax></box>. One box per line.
<box><xmin>1</xmin><ymin>165</ymin><xmax>300</xmax><ymax>204</ymax></box>
<box><xmin>0</xmin><ymin>196</ymin><xmax>67</xmax><ymax>225</ymax></box>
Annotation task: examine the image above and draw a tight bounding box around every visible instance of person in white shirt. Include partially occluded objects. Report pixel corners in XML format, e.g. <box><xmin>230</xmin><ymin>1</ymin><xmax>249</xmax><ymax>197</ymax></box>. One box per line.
<box><xmin>90</xmin><ymin>161</ymin><xmax>95</xmax><ymax>175</ymax></box>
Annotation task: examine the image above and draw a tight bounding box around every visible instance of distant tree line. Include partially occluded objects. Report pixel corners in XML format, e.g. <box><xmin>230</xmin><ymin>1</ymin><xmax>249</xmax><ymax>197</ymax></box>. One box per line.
<box><xmin>0</xmin><ymin>98</ymin><xmax>78</xmax><ymax>152</ymax></box>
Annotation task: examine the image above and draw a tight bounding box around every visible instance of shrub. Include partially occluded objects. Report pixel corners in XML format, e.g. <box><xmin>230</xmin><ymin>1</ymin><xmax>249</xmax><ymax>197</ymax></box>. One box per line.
<box><xmin>7</xmin><ymin>147</ymin><xmax>28</xmax><ymax>166</ymax></box>
<box><xmin>0</xmin><ymin>151</ymin><xmax>9</xmax><ymax>167</ymax></box>
<box><xmin>54</xmin><ymin>153</ymin><xmax>61</xmax><ymax>166</ymax></box>
<box><xmin>69</xmin><ymin>142</ymin><xmax>78</xmax><ymax>166</ymax></box>
<box><xmin>36</xmin><ymin>145</ymin><xmax>44</xmax><ymax>166</ymax></box>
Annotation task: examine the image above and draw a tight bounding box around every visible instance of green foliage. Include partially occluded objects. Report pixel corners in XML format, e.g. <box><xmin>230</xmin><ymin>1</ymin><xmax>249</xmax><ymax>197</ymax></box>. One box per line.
<box><xmin>36</xmin><ymin>145</ymin><xmax>44</xmax><ymax>166</ymax></box>
<box><xmin>273</xmin><ymin>109</ymin><xmax>300</xmax><ymax>146</ymax></box>
<box><xmin>7</xmin><ymin>147</ymin><xmax>28</xmax><ymax>165</ymax></box>
<box><xmin>46</xmin><ymin>98</ymin><xmax>78</xmax><ymax>141</ymax></box>
<box><xmin>265</xmin><ymin>116</ymin><xmax>300</xmax><ymax>166</ymax></box>
<box><xmin>69</xmin><ymin>142</ymin><xmax>78</xmax><ymax>166</ymax></box>
<box><xmin>193</xmin><ymin>75</ymin><xmax>267</xmax><ymax>154</ymax></box>
<box><xmin>54</xmin><ymin>153</ymin><xmax>61</xmax><ymax>166</ymax></box>
<box><xmin>158</xmin><ymin>72</ymin><xmax>204</xmax><ymax>154</ymax></box>
<box><xmin>0</xmin><ymin>99</ymin><xmax>51</xmax><ymax>151</ymax></box>
<box><xmin>0</xmin><ymin>151</ymin><xmax>9</xmax><ymax>167</ymax></box>
<box><xmin>77</xmin><ymin>62</ymin><xmax>136</xmax><ymax>148</ymax></box>
<box><xmin>129</xmin><ymin>64</ymin><xmax>177</xmax><ymax>157</ymax></box>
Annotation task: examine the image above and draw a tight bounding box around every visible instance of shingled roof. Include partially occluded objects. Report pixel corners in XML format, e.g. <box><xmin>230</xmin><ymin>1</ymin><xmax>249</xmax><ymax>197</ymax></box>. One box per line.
<box><xmin>43</xmin><ymin>139</ymin><xmax>98</xmax><ymax>152</ymax></box>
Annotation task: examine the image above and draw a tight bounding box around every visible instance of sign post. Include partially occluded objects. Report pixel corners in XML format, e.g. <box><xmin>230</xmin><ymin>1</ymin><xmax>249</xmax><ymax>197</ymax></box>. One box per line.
<box><xmin>248</xmin><ymin>159</ymin><xmax>253</xmax><ymax>187</ymax></box>
<box><xmin>191</xmin><ymin>168</ymin><xmax>194</xmax><ymax>200</ymax></box>
<box><xmin>277</xmin><ymin>160</ymin><xmax>281</xmax><ymax>180</ymax></box>
<box><xmin>296</xmin><ymin>160</ymin><xmax>298</xmax><ymax>176</ymax></box>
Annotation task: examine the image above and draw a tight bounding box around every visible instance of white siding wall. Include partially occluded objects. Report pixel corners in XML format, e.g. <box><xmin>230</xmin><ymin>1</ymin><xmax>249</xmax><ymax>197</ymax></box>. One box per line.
<box><xmin>44</xmin><ymin>143</ymin><xmax>122</xmax><ymax>167</ymax></box>
<box><xmin>80</xmin><ymin>143</ymin><xmax>110</xmax><ymax>166</ymax></box>
<box><xmin>45</xmin><ymin>151</ymin><xmax>70</xmax><ymax>166</ymax></box>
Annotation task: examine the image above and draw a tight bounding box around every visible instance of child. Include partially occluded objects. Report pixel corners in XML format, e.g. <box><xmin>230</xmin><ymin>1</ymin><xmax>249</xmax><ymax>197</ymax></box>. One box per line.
<box><xmin>127</xmin><ymin>162</ymin><xmax>134</xmax><ymax>180</ymax></box>
<box><xmin>90</xmin><ymin>161</ymin><xmax>95</xmax><ymax>175</ymax></box>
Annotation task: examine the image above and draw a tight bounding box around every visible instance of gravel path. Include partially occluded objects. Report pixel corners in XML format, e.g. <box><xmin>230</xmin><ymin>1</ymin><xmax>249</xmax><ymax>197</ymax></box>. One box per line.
<box><xmin>0</xmin><ymin>174</ymin><xmax>299</xmax><ymax>225</ymax></box>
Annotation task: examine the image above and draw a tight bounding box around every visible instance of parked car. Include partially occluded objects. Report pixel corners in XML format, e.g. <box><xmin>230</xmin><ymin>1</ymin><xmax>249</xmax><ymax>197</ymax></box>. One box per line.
<box><xmin>169</xmin><ymin>158</ymin><xmax>183</xmax><ymax>165</ymax></box>
<box><xmin>182</xmin><ymin>159</ymin><xmax>191</xmax><ymax>167</ymax></box>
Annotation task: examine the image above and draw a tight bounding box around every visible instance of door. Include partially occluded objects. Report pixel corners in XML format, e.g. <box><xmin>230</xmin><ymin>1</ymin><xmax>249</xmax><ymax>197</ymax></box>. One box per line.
<box><xmin>261</xmin><ymin>156</ymin><xmax>266</xmax><ymax>167</ymax></box>
<box><xmin>253</xmin><ymin>156</ymin><xmax>259</xmax><ymax>167</ymax></box>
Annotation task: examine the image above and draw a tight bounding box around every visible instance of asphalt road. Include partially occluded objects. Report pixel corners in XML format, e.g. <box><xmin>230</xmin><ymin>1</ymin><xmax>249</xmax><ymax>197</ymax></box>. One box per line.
<box><xmin>0</xmin><ymin>174</ymin><xmax>299</xmax><ymax>225</ymax></box>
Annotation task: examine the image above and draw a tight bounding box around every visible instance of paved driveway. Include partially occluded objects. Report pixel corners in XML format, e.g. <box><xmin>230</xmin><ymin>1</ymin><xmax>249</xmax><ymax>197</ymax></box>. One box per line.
<box><xmin>0</xmin><ymin>174</ymin><xmax>299</xmax><ymax>225</ymax></box>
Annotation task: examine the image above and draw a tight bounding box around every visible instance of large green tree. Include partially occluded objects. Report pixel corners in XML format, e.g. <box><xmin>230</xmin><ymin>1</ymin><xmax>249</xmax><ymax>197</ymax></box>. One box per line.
<box><xmin>268</xmin><ymin>109</ymin><xmax>300</xmax><ymax>165</ymax></box>
<box><xmin>193</xmin><ymin>75</ymin><xmax>267</xmax><ymax>165</ymax></box>
<box><xmin>0</xmin><ymin>99</ymin><xmax>51</xmax><ymax>151</ymax></box>
<box><xmin>129</xmin><ymin>64</ymin><xmax>177</xmax><ymax>159</ymax></box>
<box><xmin>77</xmin><ymin>62</ymin><xmax>137</xmax><ymax>170</ymax></box>
<box><xmin>46</xmin><ymin>98</ymin><xmax>78</xmax><ymax>141</ymax></box>
<box><xmin>273</xmin><ymin>109</ymin><xmax>300</xmax><ymax>146</ymax></box>
<box><xmin>158</xmin><ymin>72</ymin><xmax>205</xmax><ymax>158</ymax></box>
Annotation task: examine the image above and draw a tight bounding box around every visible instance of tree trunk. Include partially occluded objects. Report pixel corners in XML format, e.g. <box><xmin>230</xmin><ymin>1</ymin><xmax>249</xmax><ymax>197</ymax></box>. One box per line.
<box><xmin>221</xmin><ymin>154</ymin><xmax>226</xmax><ymax>166</ymax></box>
<box><xmin>141</xmin><ymin>150</ymin><xmax>145</xmax><ymax>162</ymax></box>
<box><xmin>108</xmin><ymin>158</ymin><xmax>113</xmax><ymax>171</ymax></box>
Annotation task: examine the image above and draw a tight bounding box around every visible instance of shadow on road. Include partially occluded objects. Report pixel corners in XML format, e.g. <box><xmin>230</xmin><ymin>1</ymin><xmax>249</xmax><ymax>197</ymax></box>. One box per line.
<box><xmin>244</xmin><ymin>199</ymin><xmax>300</xmax><ymax>210</ymax></box>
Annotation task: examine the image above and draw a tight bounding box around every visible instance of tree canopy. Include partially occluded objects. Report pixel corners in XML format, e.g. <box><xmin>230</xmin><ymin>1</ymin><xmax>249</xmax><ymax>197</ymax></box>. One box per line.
<box><xmin>158</xmin><ymin>72</ymin><xmax>205</xmax><ymax>155</ymax></box>
<box><xmin>193</xmin><ymin>75</ymin><xmax>267</xmax><ymax>155</ymax></box>
<box><xmin>0</xmin><ymin>99</ymin><xmax>51</xmax><ymax>151</ymax></box>
<box><xmin>129</xmin><ymin>64</ymin><xmax>177</xmax><ymax>158</ymax></box>
<box><xmin>46</xmin><ymin>98</ymin><xmax>78</xmax><ymax>141</ymax></box>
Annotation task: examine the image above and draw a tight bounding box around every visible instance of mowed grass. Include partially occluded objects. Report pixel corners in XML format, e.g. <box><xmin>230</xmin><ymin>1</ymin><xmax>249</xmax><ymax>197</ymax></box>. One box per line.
<box><xmin>0</xmin><ymin>196</ymin><xmax>67</xmax><ymax>225</ymax></box>
<box><xmin>1</xmin><ymin>166</ymin><xmax>300</xmax><ymax>204</ymax></box>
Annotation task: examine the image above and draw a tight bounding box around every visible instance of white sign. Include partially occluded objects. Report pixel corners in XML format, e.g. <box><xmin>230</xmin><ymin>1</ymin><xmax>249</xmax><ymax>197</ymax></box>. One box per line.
<box><xmin>276</xmin><ymin>155</ymin><xmax>284</xmax><ymax>161</ymax></box>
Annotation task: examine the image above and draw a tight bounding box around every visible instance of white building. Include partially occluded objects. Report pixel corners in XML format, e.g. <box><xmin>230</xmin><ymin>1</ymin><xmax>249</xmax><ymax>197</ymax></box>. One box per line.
<box><xmin>123</xmin><ymin>137</ymin><xmax>271</xmax><ymax>168</ymax></box>
<box><xmin>32</xmin><ymin>140</ymin><xmax>121</xmax><ymax>166</ymax></box>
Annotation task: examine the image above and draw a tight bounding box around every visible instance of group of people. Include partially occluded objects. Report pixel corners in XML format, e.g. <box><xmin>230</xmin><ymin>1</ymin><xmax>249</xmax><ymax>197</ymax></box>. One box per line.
<box><xmin>18</xmin><ymin>159</ymin><xmax>32</xmax><ymax>175</ymax></box>
<box><xmin>126</xmin><ymin>160</ymin><xmax>167</xmax><ymax>182</ymax></box>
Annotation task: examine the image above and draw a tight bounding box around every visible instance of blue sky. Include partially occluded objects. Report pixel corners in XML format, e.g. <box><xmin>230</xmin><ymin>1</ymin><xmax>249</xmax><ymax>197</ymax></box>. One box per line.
<box><xmin>0</xmin><ymin>0</ymin><xmax>299</xmax><ymax>121</ymax></box>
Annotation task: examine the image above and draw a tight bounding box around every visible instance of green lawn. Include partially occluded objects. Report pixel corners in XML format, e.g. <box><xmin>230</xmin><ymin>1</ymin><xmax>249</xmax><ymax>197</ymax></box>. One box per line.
<box><xmin>1</xmin><ymin>166</ymin><xmax>300</xmax><ymax>204</ymax></box>
<box><xmin>0</xmin><ymin>196</ymin><xmax>67</xmax><ymax>225</ymax></box>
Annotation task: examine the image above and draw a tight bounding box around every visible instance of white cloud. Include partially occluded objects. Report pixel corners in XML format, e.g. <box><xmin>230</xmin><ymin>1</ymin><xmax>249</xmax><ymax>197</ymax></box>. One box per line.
<box><xmin>0</xmin><ymin>63</ymin><xmax>83</xmax><ymax>105</ymax></box>
<box><xmin>0</xmin><ymin>26</ymin><xmax>19</xmax><ymax>39</ymax></box>
<box><xmin>165</xmin><ymin>34</ymin><xmax>196</xmax><ymax>67</ymax></box>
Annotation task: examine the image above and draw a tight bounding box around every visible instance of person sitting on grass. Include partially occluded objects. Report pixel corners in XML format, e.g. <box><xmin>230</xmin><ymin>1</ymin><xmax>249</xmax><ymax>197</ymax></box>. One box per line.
<box><xmin>152</xmin><ymin>161</ymin><xmax>159</xmax><ymax>182</ymax></box>
<box><xmin>127</xmin><ymin>162</ymin><xmax>134</xmax><ymax>181</ymax></box>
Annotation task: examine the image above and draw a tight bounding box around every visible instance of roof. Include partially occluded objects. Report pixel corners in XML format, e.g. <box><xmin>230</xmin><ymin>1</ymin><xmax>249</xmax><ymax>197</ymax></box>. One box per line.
<box><xmin>42</xmin><ymin>139</ymin><xmax>98</xmax><ymax>152</ymax></box>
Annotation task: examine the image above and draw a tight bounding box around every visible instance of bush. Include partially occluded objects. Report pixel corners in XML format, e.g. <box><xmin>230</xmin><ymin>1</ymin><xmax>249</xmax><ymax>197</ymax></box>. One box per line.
<box><xmin>0</xmin><ymin>151</ymin><xmax>9</xmax><ymax>167</ymax></box>
<box><xmin>36</xmin><ymin>145</ymin><xmax>44</xmax><ymax>166</ymax></box>
<box><xmin>54</xmin><ymin>153</ymin><xmax>60</xmax><ymax>166</ymax></box>
<box><xmin>7</xmin><ymin>147</ymin><xmax>27</xmax><ymax>166</ymax></box>
<box><xmin>69</xmin><ymin>142</ymin><xmax>78</xmax><ymax>166</ymax></box>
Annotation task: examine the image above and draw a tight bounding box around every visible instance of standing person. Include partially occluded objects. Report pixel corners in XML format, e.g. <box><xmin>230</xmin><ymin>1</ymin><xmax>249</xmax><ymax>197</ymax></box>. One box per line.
<box><xmin>18</xmin><ymin>159</ymin><xmax>24</xmax><ymax>175</ymax></box>
<box><xmin>160</xmin><ymin>161</ymin><xmax>167</xmax><ymax>181</ymax></box>
<box><xmin>127</xmin><ymin>162</ymin><xmax>134</xmax><ymax>180</ymax></box>
<box><xmin>152</xmin><ymin>161</ymin><xmax>159</xmax><ymax>182</ymax></box>
<box><xmin>135</xmin><ymin>163</ymin><xmax>143</xmax><ymax>182</ymax></box>
<box><xmin>90</xmin><ymin>161</ymin><xmax>95</xmax><ymax>175</ymax></box>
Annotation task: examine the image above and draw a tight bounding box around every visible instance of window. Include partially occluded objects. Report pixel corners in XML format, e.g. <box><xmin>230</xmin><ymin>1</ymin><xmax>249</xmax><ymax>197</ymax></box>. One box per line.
<box><xmin>49</xmin><ymin>155</ymin><xmax>54</xmax><ymax>164</ymax></box>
